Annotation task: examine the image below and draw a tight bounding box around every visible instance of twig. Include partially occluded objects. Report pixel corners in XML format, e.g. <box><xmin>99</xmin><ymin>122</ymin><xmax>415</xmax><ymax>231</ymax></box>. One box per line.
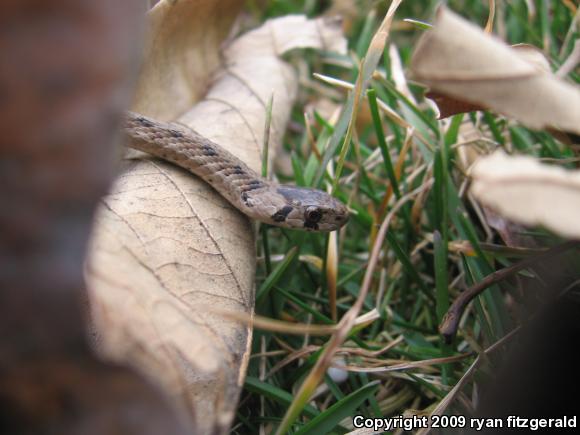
<box><xmin>439</xmin><ymin>240</ymin><xmax>579</xmax><ymax>342</ymax></box>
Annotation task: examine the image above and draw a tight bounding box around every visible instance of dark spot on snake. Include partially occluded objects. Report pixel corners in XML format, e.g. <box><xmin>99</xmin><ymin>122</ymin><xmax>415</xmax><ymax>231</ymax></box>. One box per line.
<box><xmin>233</xmin><ymin>165</ymin><xmax>245</xmax><ymax>175</ymax></box>
<box><xmin>304</xmin><ymin>221</ymin><xmax>319</xmax><ymax>230</ymax></box>
<box><xmin>138</xmin><ymin>116</ymin><xmax>154</xmax><ymax>128</ymax></box>
<box><xmin>241</xmin><ymin>192</ymin><xmax>253</xmax><ymax>206</ymax></box>
<box><xmin>241</xmin><ymin>180</ymin><xmax>264</xmax><ymax>192</ymax></box>
<box><xmin>170</xmin><ymin>129</ymin><xmax>183</xmax><ymax>138</ymax></box>
<box><xmin>202</xmin><ymin>144</ymin><xmax>217</xmax><ymax>156</ymax></box>
<box><xmin>271</xmin><ymin>205</ymin><xmax>293</xmax><ymax>222</ymax></box>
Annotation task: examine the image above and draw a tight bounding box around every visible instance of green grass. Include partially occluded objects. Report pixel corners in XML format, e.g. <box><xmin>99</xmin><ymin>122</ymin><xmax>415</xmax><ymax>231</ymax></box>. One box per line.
<box><xmin>234</xmin><ymin>1</ymin><xmax>579</xmax><ymax>434</ymax></box>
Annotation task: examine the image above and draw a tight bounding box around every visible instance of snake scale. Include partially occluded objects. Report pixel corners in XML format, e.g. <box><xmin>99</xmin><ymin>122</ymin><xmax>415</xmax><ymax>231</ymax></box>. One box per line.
<box><xmin>125</xmin><ymin>112</ymin><xmax>349</xmax><ymax>232</ymax></box>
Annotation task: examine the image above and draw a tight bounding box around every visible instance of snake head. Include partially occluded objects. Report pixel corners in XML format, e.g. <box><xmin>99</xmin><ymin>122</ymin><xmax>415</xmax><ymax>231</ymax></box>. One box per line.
<box><xmin>272</xmin><ymin>186</ymin><xmax>349</xmax><ymax>232</ymax></box>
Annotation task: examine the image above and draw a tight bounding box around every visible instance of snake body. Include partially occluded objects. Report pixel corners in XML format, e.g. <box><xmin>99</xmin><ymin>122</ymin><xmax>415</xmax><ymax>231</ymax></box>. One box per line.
<box><xmin>125</xmin><ymin>112</ymin><xmax>349</xmax><ymax>232</ymax></box>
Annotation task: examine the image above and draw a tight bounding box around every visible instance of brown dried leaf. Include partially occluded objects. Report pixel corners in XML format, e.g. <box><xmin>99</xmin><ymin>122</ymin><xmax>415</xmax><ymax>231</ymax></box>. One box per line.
<box><xmin>86</xmin><ymin>3</ymin><xmax>346</xmax><ymax>434</ymax></box>
<box><xmin>471</xmin><ymin>151</ymin><xmax>580</xmax><ymax>239</ymax></box>
<box><xmin>424</xmin><ymin>90</ymin><xmax>486</xmax><ymax>118</ymax></box>
<box><xmin>411</xmin><ymin>7</ymin><xmax>580</xmax><ymax>135</ymax></box>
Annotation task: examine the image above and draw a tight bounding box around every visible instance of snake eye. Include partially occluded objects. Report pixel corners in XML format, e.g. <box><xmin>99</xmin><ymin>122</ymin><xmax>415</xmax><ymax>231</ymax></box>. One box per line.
<box><xmin>305</xmin><ymin>207</ymin><xmax>322</xmax><ymax>223</ymax></box>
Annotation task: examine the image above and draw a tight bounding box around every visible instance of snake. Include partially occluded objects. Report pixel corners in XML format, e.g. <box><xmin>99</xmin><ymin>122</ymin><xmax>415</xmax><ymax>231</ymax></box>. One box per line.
<box><xmin>124</xmin><ymin>112</ymin><xmax>349</xmax><ymax>232</ymax></box>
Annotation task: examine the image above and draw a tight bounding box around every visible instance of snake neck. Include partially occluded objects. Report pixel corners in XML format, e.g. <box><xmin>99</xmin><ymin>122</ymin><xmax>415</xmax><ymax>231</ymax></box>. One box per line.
<box><xmin>124</xmin><ymin>112</ymin><xmax>285</xmax><ymax>222</ymax></box>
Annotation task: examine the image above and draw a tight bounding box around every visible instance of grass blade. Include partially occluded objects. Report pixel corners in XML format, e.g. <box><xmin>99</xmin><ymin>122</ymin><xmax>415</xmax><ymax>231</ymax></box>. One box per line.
<box><xmin>294</xmin><ymin>381</ymin><xmax>380</xmax><ymax>435</ymax></box>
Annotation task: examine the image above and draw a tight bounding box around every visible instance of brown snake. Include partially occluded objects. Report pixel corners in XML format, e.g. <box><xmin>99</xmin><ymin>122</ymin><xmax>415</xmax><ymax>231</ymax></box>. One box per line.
<box><xmin>125</xmin><ymin>112</ymin><xmax>349</xmax><ymax>232</ymax></box>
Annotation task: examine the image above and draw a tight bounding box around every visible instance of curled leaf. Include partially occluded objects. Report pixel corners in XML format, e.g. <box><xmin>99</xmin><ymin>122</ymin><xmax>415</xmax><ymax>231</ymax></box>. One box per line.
<box><xmin>86</xmin><ymin>3</ymin><xmax>347</xmax><ymax>434</ymax></box>
<box><xmin>411</xmin><ymin>7</ymin><xmax>580</xmax><ymax>135</ymax></box>
<box><xmin>471</xmin><ymin>151</ymin><xmax>580</xmax><ymax>239</ymax></box>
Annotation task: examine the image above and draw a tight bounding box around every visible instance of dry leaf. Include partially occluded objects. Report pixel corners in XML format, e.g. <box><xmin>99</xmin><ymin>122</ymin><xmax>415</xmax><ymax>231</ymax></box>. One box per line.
<box><xmin>456</xmin><ymin>122</ymin><xmax>539</xmax><ymax>248</ymax></box>
<box><xmin>471</xmin><ymin>151</ymin><xmax>580</xmax><ymax>239</ymax></box>
<box><xmin>411</xmin><ymin>7</ymin><xmax>580</xmax><ymax>135</ymax></box>
<box><xmin>86</xmin><ymin>3</ymin><xmax>346</xmax><ymax>434</ymax></box>
<box><xmin>132</xmin><ymin>0</ymin><xmax>244</xmax><ymax>120</ymax></box>
<box><xmin>423</xmin><ymin>44</ymin><xmax>551</xmax><ymax>119</ymax></box>
<box><xmin>424</xmin><ymin>90</ymin><xmax>486</xmax><ymax>118</ymax></box>
<box><xmin>511</xmin><ymin>43</ymin><xmax>551</xmax><ymax>73</ymax></box>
